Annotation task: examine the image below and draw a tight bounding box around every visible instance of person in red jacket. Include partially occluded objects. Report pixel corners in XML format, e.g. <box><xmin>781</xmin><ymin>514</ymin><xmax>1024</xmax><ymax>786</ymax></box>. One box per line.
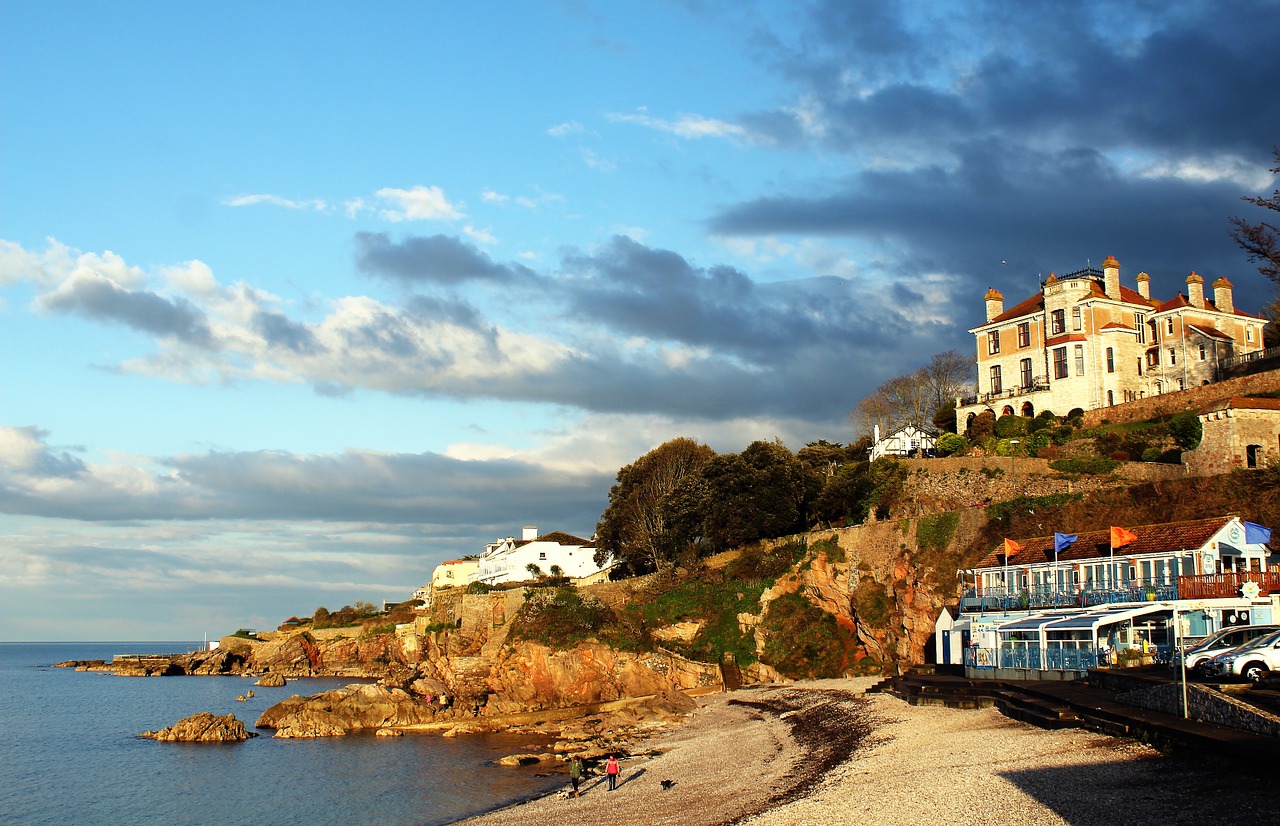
<box><xmin>605</xmin><ymin>754</ymin><xmax>620</xmax><ymax>791</ymax></box>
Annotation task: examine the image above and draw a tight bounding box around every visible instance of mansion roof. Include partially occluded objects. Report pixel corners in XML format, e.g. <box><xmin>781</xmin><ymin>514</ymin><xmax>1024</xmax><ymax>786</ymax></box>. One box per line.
<box><xmin>514</xmin><ymin>530</ymin><xmax>593</xmax><ymax>548</ymax></box>
<box><xmin>974</xmin><ymin>515</ymin><xmax>1238</xmax><ymax>569</ymax></box>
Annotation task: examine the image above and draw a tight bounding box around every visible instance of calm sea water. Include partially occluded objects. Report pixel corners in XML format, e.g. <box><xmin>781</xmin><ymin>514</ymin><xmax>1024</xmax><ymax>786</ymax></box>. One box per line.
<box><xmin>0</xmin><ymin>642</ymin><xmax>565</xmax><ymax>825</ymax></box>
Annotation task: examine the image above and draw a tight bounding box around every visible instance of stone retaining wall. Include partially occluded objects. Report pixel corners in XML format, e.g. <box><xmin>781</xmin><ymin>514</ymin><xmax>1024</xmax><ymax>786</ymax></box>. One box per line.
<box><xmin>1080</xmin><ymin>368</ymin><xmax>1280</xmax><ymax>428</ymax></box>
<box><xmin>1091</xmin><ymin>670</ymin><xmax>1280</xmax><ymax>737</ymax></box>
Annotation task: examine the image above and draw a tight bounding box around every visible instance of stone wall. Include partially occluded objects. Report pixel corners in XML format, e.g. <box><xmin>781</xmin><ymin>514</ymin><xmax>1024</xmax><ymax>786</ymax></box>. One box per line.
<box><xmin>1184</xmin><ymin>406</ymin><xmax>1280</xmax><ymax>477</ymax></box>
<box><xmin>1080</xmin><ymin>368</ymin><xmax>1280</xmax><ymax>427</ymax></box>
<box><xmin>1092</xmin><ymin>670</ymin><xmax>1280</xmax><ymax>737</ymax></box>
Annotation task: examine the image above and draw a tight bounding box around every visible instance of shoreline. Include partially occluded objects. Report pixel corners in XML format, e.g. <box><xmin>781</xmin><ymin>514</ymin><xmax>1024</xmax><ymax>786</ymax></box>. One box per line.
<box><xmin>462</xmin><ymin>678</ymin><xmax>1276</xmax><ymax>826</ymax></box>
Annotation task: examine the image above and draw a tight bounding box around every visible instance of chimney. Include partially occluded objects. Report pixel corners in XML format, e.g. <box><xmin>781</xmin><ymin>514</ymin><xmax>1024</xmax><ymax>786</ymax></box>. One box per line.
<box><xmin>1186</xmin><ymin>271</ymin><xmax>1204</xmax><ymax>308</ymax></box>
<box><xmin>1136</xmin><ymin>271</ymin><xmax>1150</xmax><ymax>301</ymax></box>
<box><xmin>1102</xmin><ymin>255</ymin><xmax>1120</xmax><ymax>300</ymax></box>
<box><xmin>522</xmin><ymin>526</ymin><xmax>538</xmax><ymax>541</ymax></box>
<box><xmin>984</xmin><ymin>288</ymin><xmax>1004</xmax><ymax>322</ymax></box>
<box><xmin>1213</xmin><ymin>277</ymin><xmax>1234</xmax><ymax>314</ymax></box>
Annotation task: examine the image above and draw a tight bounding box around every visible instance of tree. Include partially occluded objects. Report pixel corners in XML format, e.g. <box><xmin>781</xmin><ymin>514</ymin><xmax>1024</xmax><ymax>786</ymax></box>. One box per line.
<box><xmin>525</xmin><ymin>563</ymin><xmax>544</xmax><ymax>579</ymax></box>
<box><xmin>1229</xmin><ymin>147</ymin><xmax>1280</xmax><ymax>285</ymax></box>
<box><xmin>595</xmin><ymin>437</ymin><xmax>717</xmax><ymax>573</ymax></box>
<box><xmin>687</xmin><ymin>440</ymin><xmax>817</xmax><ymax>553</ymax></box>
<box><xmin>850</xmin><ymin>350</ymin><xmax>973</xmax><ymax>439</ymax></box>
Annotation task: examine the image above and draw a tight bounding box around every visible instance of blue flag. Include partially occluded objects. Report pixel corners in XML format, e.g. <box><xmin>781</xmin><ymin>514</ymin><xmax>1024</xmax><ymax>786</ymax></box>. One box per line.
<box><xmin>1053</xmin><ymin>533</ymin><xmax>1078</xmax><ymax>555</ymax></box>
<box><xmin>1245</xmin><ymin>521</ymin><xmax>1272</xmax><ymax>545</ymax></box>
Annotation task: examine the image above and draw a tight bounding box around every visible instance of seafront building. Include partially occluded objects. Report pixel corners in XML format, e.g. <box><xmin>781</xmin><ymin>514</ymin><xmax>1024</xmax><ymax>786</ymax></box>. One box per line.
<box><xmin>956</xmin><ymin>256</ymin><xmax>1266</xmax><ymax>430</ymax></box>
<box><xmin>469</xmin><ymin>526</ymin><xmax>612</xmax><ymax>586</ymax></box>
<box><xmin>938</xmin><ymin>515</ymin><xmax>1279</xmax><ymax>679</ymax></box>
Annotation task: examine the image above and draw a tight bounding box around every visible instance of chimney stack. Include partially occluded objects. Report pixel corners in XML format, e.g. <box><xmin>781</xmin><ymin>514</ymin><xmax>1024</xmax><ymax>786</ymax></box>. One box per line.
<box><xmin>1136</xmin><ymin>271</ymin><xmax>1150</xmax><ymax>300</ymax></box>
<box><xmin>984</xmin><ymin>288</ymin><xmax>1004</xmax><ymax>322</ymax></box>
<box><xmin>1213</xmin><ymin>277</ymin><xmax>1234</xmax><ymax>314</ymax></box>
<box><xmin>522</xmin><ymin>526</ymin><xmax>539</xmax><ymax>541</ymax></box>
<box><xmin>1186</xmin><ymin>272</ymin><xmax>1204</xmax><ymax>308</ymax></box>
<box><xmin>1102</xmin><ymin>255</ymin><xmax>1121</xmax><ymax>300</ymax></box>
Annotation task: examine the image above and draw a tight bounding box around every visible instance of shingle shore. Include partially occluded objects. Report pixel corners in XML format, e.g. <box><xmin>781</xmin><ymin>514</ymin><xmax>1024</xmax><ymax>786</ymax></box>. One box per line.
<box><xmin>462</xmin><ymin>678</ymin><xmax>1272</xmax><ymax>826</ymax></box>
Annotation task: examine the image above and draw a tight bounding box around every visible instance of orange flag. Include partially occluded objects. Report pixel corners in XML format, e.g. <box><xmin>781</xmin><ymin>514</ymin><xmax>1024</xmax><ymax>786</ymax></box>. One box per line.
<box><xmin>1001</xmin><ymin>538</ymin><xmax>1024</xmax><ymax>557</ymax></box>
<box><xmin>1110</xmin><ymin>526</ymin><xmax>1138</xmax><ymax>549</ymax></box>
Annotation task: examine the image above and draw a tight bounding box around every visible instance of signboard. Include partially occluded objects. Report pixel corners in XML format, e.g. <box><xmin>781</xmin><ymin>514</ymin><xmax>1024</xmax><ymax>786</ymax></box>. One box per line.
<box><xmin>1223</xmin><ymin>609</ymin><xmax>1251</xmax><ymax>627</ymax></box>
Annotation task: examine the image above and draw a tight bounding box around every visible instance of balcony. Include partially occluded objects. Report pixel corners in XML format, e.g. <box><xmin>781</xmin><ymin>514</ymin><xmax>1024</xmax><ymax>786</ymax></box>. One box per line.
<box><xmin>958</xmin><ymin>376</ymin><xmax>1050</xmax><ymax>408</ymax></box>
<box><xmin>1176</xmin><ymin>571</ymin><xmax>1280</xmax><ymax>600</ymax></box>
<box><xmin>961</xmin><ymin>572</ymin><xmax>1280</xmax><ymax>613</ymax></box>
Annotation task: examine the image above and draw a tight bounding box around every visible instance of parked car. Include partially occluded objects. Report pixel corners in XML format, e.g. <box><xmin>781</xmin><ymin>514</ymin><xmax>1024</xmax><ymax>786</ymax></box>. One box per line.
<box><xmin>1181</xmin><ymin>624</ymin><xmax>1280</xmax><ymax>676</ymax></box>
<box><xmin>1208</xmin><ymin>629</ymin><xmax>1280</xmax><ymax>682</ymax></box>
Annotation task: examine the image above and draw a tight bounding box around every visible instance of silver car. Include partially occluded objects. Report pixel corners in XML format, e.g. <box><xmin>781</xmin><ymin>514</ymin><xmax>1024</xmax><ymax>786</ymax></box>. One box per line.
<box><xmin>1206</xmin><ymin>629</ymin><xmax>1280</xmax><ymax>680</ymax></box>
<box><xmin>1182</xmin><ymin>624</ymin><xmax>1280</xmax><ymax>676</ymax></box>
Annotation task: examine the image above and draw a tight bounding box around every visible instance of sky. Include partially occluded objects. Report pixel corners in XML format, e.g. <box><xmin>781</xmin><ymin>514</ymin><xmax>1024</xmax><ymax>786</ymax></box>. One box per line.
<box><xmin>2</xmin><ymin>0</ymin><xmax>1278</xmax><ymax>641</ymax></box>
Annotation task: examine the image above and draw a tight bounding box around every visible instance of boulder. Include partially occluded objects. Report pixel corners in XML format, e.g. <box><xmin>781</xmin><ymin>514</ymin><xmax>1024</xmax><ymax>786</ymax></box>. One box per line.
<box><xmin>255</xmin><ymin>673</ymin><xmax>287</xmax><ymax>687</ymax></box>
<box><xmin>256</xmin><ymin>683</ymin><xmax>437</xmax><ymax>737</ymax></box>
<box><xmin>141</xmin><ymin>712</ymin><xmax>257</xmax><ymax>743</ymax></box>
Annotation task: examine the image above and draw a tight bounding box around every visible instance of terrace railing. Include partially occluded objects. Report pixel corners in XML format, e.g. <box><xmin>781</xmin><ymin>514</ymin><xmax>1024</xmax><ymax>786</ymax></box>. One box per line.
<box><xmin>960</xmin><ymin>579</ymin><xmax>1178</xmax><ymax>613</ymax></box>
<box><xmin>1176</xmin><ymin>571</ymin><xmax>1280</xmax><ymax>600</ymax></box>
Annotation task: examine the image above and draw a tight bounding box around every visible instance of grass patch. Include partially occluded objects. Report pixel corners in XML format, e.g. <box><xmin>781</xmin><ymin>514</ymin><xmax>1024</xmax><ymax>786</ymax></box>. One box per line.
<box><xmin>639</xmin><ymin>577</ymin><xmax>766</xmax><ymax>666</ymax></box>
<box><xmin>759</xmin><ymin>591</ymin><xmax>854</xmax><ymax>678</ymax></box>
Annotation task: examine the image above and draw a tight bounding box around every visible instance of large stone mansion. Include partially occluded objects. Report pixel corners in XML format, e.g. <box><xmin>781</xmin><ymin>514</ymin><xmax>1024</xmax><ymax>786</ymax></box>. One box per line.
<box><xmin>956</xmin><ymin>256</ymin><xmax>1267</xmax><ymax>430</ymax></box>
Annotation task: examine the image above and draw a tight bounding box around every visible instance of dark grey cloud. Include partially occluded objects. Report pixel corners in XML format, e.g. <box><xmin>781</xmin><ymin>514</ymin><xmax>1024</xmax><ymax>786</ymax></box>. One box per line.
<box><xmin>252</xmin><ymin>310</ymin><xmax>324</xmax><ymax>355</ymax></box>
<box><xmin>38</xmin><ymin>277</ymin><xmax>215</xmax><ymax>347</ymax></box>
<box><xmin>354</xmin><ymin>231</ymin><xmax>534</xmax><ymax>285</ymax></box>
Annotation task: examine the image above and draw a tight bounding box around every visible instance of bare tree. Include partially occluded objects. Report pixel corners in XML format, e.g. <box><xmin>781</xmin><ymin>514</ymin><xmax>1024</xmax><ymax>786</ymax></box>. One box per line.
<box><xmin>849</xmin><ymin>350</ymin><xmax>973</xmax><ymax>439</ymax></box>
<box><xmin>1229</xmin><ymin>147</ymin><xmax>1280</xmax><ymax>284</ymax></box>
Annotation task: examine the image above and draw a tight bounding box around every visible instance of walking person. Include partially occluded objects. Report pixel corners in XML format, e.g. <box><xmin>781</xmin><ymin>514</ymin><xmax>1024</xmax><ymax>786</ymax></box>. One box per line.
<box><xmin>569</xmin><ymin>756</ymin><xmax>583</xmax><ymax>798</ymax></box>
<box><xmin>605</xmin><ymin>754</ymin><xmax>620</xmax><ymax>791</ymax></box>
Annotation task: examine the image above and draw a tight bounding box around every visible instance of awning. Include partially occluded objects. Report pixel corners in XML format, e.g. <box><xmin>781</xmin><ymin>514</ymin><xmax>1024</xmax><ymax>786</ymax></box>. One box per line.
<box><xmin>1043</xmin><ymin>604</ymin><xmax>1169</xmax><ymax>632</ymax></box>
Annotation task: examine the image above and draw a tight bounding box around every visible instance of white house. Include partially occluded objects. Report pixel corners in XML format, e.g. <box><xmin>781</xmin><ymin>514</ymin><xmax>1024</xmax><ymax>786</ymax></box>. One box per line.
<box><xmin>869</xmin><ymin>423</ymin><xmax>938</xmax><ymax>460</ymax></box>
<box><xmin>470</xmin><ymin>526</ymin><xmax>611</xmax><ymax>586</ymax></box>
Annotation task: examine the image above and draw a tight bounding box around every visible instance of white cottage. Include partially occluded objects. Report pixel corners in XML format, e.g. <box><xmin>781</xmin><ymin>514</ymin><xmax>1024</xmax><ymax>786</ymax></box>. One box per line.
<box><xmin>470</xmin><ymin>526</ymin><xmax>611</xmax><ymax>586</ymax></box>
<box><xmin>869</xmin><ymin>423</ymin><xmax>938</xmax><ymax>460</ymax></box>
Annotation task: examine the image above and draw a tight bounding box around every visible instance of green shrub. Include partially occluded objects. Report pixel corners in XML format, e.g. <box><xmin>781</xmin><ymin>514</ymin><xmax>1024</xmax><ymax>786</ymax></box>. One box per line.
<box><xmin>916</xmin><ymin>512</ymin><xmax>961</xmax><ymax>551</ymax></box>
<box><xmin>465</xmin><ymin>581</ymin><xmax>495</xmax><ymax>594</ymax></box>
<box><xmin>1169</xmin><ymin>411</ymin><xmax>1203</xmax><ymax>450</ymax></box>
<box><xmin>851</xmin><ymin>577</ymin><xmax>892</xmax><ymax>627</ymax></box>
<box><xmin>1049</xmin><ymin>455</ymin><xmax>1119</xmax><ymax>475</ymax></box>
<box><xmin>1050</xmin><ymin>425</ymin><xmax>1074</xmax><ymax>445</ymax></box>
<box><xmin>986</xmin><ymin>492</ymin><xmax>1085</xmax><ymax>526</ymax></box>
<box><xmin>759</xmin><ymin>592</ymin><xmax>853</xmax><ymax>679</ymax></box>
<box><xmin>1141</xmin><ymin>447</ymin><xmax>1162</xmax><ymax>462</ymax></box>
<box><xmin>509</xmin><ymin>587</ymin><xmax>639</xmax><ymax>649</ymax></box>
<box><xmin>641</xmin><ymin>578</ymin><xmax>765</xmax><ymax>665</ymax></box>
<box><xmin>935</xmin><ymin>432</ymin><xmax>967</xmax><ymax>457</ymax></box>
<box><xmin>994</xmin><ymin>415</ymin><xmax>1029</xmax><ymax>438</ymax></box>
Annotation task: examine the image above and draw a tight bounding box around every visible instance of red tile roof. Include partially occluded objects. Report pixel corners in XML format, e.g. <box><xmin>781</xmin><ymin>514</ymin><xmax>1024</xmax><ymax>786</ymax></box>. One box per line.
<box><xmin>974</xmin><ymin>515</ymin><xmax>1236</xmax><ymax>569</ymax></box>
<box><xmin>1187</xmin><ymin>323</ymin><xmax>1233</xmax><ymax>341</ymax></box>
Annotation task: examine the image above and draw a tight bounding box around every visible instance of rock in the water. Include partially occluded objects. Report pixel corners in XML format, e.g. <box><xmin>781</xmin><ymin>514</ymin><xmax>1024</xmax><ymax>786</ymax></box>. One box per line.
<box><xmin>256</xmin><ymin>683</ymin><xmax>436</xmax><ymax>737</ymax></box>
<box><xmin>141</xmin><ymin>712</ymin><xmax>257</xmax><ymax>742</ymax></box>
<box><xmin>255</xmin><ymin>673</ymin><xmax>287</xmax><ymax>687</ymax></box>
<box><xmin>375</xmin><ymin>728</ymin><xmax>403</xmax><ymax>737</ymax></box>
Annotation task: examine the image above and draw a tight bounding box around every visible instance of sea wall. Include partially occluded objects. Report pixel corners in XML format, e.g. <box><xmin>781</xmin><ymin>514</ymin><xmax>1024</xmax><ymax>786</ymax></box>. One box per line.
<box><xmin>1092</xmin><ymin>670</ymin><xmax>1280</xmax><ymax>737</ymax></box>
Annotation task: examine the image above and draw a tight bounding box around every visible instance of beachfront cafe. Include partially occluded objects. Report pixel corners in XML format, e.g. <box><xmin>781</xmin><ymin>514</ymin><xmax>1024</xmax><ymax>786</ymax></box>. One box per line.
<box><xmin>941</xmin><ymin>515</ymin><xmax>1279</xmax><ymax>679</ymax></box>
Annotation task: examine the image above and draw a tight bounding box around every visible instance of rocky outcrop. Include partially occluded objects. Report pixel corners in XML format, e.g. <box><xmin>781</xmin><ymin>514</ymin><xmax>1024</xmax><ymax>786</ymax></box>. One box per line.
<box><xmin>141</xmin><ymin>712</ymin><xmax>257</xmax><ymax>742</ymax></box>
<box><xmin>255</xmin><ymin>672</ymin><xmax>287</xmax><ymax>687</ymax></box>
<box><xmin>256</xmin><ymin>684</ymin><xmax>440</xmax><ymax>738</ymax></box>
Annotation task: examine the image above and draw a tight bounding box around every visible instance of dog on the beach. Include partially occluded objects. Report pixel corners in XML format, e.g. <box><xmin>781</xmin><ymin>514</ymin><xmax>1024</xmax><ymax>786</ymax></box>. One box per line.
<box><xmin>660</xmin><ymin>779</ymin><xmax>676</xmax><ymax>791</ymax></box>
<box><xmin>556</xmin><ymin>789</ymin><xmax>572</xmax><ymax>800</ymax></box>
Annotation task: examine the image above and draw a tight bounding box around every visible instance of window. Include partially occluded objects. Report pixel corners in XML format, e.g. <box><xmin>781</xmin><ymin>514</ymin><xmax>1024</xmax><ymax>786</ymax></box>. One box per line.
<box><xmin>1248</xmin><ymin>327</ymin><xmax>1255</xmax><ymax>343</ymax></box>
<box><xmin>1149</xmin><ymin>319</ymin><xmax>1158</xmax><ymax>342</ymax></box>
<box><xmin>1020</xmin><ymin>358</ymin><xmax>1032</xmax><ymax>388</ymax></box>
<box><xmin>1135</xmin><ymin>313</ymin><xmax>1146</xmax><ymax>343</ymax></box>
<box><xmin>1247</xmin><ymin>445</ymin><xmax>1262</xmax><ymax>469</ymax></box>
<box><xmin>1071</xmin><ymin>307</ymin><xmax>1082</xmax><ymax>331</ymax></box>
<box><xmin>1017</xmin><ymin>321</ymin><xmax>1030</xmax><ymax>348</ymax></box>
<box><xmin>1137</xmin><ymin>357</ymin><xmax>1144</xmax><ymax>376</ymax></box>
<box><xmin>989</xmin><ymin>365</ymin><xmax>1002</xmax><ymax>394</ymax></box>
<box><xmin>1108</xmin><ymin>390</ymin><xmax>1114</xmax><ymax>405</ymax></box>
<box><xmin>1050</xmin><ymin>309</ymin><xmax>1065</xmax><ymax>335</ymax></box>
<box><xmin>1169</xmin><ymin>348</ymin><xmax>1176</xmax><ymax>365</ymax></box>
<box><xmin>987</xmin><ymin>330</ymin><xmax>1000</xmax><ymax>354</ymax></box>
<box><xmin>1199</xmin><ymin>343</ymin><xmax>1206</xmax><ymax>360</ymax></box>
<box><xmin>1147</xmin><ymin>350</ymin><xmax>1159</xmax><ymax>367</ymax></box>
<box><xmin>1106</xmin><ymin>347</ymin><xmax>1115</xmax><ymax>373</ymax></box>
<box><xmin>1074</xmin><ymin>344</ymin><xmax>1084</xmax><ymax>376</ymax></box>
<box><xmin>1166</xmin><ymin>317</ymin><xmax>1174</xmax><ymax>334</ymax></box>
<box><xmin>1053</xmin><ymin>347</ymin><xmax>1067</xmax><ymax>379</ymax></box>
<box><xmin>539</xmin><ymin>552</ymin><xmax>546</xmax><ymax>560</ymax></box>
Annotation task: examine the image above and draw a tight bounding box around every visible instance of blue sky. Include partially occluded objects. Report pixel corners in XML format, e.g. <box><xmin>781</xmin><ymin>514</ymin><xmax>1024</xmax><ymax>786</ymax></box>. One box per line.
<box><xmin>3</xmin><ymin>0</ymin><xmax>1278</xmax><ymax>640</ymax></box>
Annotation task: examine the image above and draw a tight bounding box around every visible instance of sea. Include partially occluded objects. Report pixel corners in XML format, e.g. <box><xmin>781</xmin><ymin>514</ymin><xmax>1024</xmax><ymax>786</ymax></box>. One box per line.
<box><xmin>0</xmin><ymin>642</ymin><xmax>566</xmax><ymax>825</ymax></box>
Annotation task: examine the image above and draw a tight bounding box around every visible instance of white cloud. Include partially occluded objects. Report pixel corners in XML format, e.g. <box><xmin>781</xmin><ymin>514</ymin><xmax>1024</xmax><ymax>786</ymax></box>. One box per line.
<box><xmin>481</xmin><ymin>189</ymin><xmax>509</xmax><ymax>204</ymax></box>
<box><xmin>547</xmin><ymin>120</ymin><xmax>584</xmax><ymax>137</ymax></box>
<box><xmin>223</xmin><ymin>193</ymin><xmax>328</xmax><ymax>211</ymax></box>
<box><xmin>463</xmin><ymin>225</ymin><xmax>498</xmax><ymax>245</ymax></box>
<box><xmin>607</xmin><ymin>109</ymin><xmax>751</xmax><ymax>141</ymax></box>
<box><xmin>1137</xmin><ymin>153</ymin><xmax>1274</xmax><ymax>190</ymax></box>
<box><xmin>374</xmin><ymin>185</ymin><xmax>464</xmax><ymax>222</ymax></box>
<box><xmin>581</xmin><ymin>147</ymin><xmax>617</xmax><ymax>172</ymax></box>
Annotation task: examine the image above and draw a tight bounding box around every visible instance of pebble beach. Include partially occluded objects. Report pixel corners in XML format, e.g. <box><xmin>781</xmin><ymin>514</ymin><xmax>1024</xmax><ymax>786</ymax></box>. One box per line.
<box><xmin>463</xmin><ymin>678</ymin><xmax>1275</xmax><ymax>826</ymax></box>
